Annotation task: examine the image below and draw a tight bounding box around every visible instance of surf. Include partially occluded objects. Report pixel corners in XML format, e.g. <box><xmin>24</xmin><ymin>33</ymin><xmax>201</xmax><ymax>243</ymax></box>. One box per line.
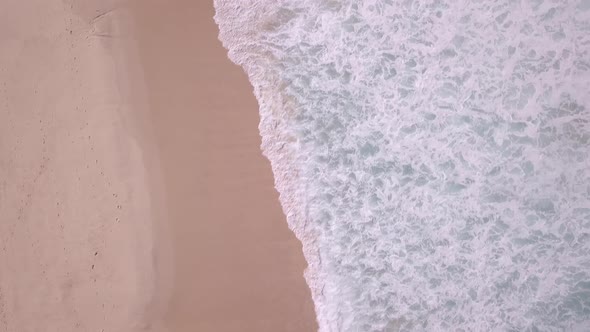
<box><xmin>214</xmin><ymin>0</ymin><xmax>590</xmax><ymax>330</ymax></box>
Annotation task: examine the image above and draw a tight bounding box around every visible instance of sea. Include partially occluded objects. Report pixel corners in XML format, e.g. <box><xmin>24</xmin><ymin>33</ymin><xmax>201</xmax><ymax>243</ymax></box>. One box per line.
<box><xmin>213</xmin><ymin>0</ymin><xmax>590</xmax><ymax>331</ymax></box>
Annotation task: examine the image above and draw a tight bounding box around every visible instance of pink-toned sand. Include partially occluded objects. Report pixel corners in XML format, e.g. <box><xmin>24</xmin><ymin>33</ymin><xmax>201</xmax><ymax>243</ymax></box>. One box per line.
<box><xmin>0</xmin><ymin>0</ymin><xmax>317</xmax><ymax>331</ymax></box>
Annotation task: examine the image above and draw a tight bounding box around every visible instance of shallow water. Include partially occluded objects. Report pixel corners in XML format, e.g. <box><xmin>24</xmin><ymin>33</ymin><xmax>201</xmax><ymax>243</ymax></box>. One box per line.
<box><xmin>214</xmin><ymin>0</ymin><xmax>590</xmax><ymax>330</ymax></box>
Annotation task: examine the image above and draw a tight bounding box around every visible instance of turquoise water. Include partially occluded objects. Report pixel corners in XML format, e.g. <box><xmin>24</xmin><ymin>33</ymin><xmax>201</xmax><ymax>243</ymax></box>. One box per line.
<box><xmin>214</xmin><ymin>1</ymin><xmax>590</xmax><ymax>330</ymax></box>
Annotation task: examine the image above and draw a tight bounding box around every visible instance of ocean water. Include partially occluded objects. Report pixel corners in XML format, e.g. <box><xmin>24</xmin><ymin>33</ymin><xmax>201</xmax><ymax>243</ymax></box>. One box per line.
<box><xmin>213</xmin><ymin>0</ymin><xmax>590</xmax><ymax>331</ymax></box>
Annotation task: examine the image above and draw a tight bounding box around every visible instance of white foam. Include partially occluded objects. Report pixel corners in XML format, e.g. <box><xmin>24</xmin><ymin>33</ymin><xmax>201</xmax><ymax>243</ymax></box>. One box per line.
<box><xmin>214</xmin><ymin>0</ymin><xmax>590</xmax><ymax>330</ymax></box>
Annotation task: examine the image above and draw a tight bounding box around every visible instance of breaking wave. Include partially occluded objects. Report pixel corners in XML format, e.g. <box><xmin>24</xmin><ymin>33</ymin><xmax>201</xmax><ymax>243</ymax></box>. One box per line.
<box><xmin>214</xmin><ymin>0</ymin><xmax>590</xmax><ymax>330</ymax></box>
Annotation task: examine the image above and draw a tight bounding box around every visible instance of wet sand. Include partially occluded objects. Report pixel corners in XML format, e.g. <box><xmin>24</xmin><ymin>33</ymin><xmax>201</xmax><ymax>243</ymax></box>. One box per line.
<box><xmin>129</xmin><ymin>1</ymin><xmax>318</xmax><ymax>331</ymax></box>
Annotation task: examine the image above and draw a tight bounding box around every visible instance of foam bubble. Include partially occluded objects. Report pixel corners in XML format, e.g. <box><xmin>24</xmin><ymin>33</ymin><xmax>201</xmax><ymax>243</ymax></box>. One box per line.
<box><xmin>215</xmin><ymin>0</ymin><xmax>590</xmax><ymax>330</ymax></box>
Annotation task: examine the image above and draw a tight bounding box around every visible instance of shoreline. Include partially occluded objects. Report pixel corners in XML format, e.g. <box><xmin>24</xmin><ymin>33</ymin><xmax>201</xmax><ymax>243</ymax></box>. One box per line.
<box><xmin>128</xmin><ymin>1</ymin><xmax>318</xmax><ymax>331</ymax></box>
<box><xmin>213</xmin><ymin>2</ymin><xmax>327</xmax><ymax>326</ymax></box>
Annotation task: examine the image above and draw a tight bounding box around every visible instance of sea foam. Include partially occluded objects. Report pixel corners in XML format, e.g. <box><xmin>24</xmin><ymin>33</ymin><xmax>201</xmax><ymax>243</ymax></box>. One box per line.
<box><xmin>214</xmin><ymin>0</ymin><xmax>590</xmax><ymax>330</ymax></box>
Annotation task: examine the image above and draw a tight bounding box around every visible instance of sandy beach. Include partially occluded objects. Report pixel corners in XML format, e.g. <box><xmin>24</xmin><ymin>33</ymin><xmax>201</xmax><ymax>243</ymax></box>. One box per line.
<box><xmin>0</xmin><ymin>0</ymin><xmax>317</xmax><ymax>331</ymax></box>
<box><xmin>0</xmin><ymin>0</ymin><xmax>159</xmax><ymax>330</ymax></box>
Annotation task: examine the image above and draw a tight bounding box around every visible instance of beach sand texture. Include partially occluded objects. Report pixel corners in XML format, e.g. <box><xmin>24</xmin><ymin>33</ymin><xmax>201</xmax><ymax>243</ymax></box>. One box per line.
<box><xmin>0</xmin><ymin>0</ymin><xmax>317</xmax><ymax>331</ymax></box>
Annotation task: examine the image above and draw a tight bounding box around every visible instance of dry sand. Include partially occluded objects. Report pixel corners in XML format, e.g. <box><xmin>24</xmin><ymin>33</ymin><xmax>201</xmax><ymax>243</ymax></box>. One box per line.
<box><xmin>0</xmin><ymin>0</ymin><xmax>160</xmax><ymax>331</ymax></box>
<box><xmin>0</xmin><ymin>0</ymin><xmax>317</xmax><ymax>331</ymax></box>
